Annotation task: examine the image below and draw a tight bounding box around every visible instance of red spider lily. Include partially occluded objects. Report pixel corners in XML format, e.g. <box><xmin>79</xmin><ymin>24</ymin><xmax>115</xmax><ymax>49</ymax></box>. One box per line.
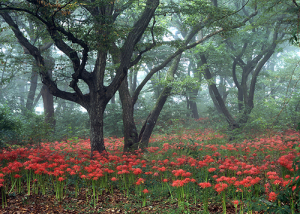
<box><xmin>157</xmin><ymin>167</ymin><xmax>166</xmax><ymax>172</ymax></box>
<box><xmin>132</xmin><ymin>168</ymin><xmax>142</xmax><ymax>175</ymax></box>
<box><xmin>265</xmin><ymin>183</ymin><xmax>270</xmax><ymax>193</ymax></box>
<box><xmin>215</xmin><ymin>182</ymin><xmax>228</xmax><ymax>193</ymax></box>
<box><xmin>136</xmin><ymin>178</ymin><xmax>145</xmax><ymax>185</ymax></box>
<box><xmin>14</xmin><ymin>174</ymin><xmax>21</xmax><ymax>179</ymax></box>
<box><xmin>111</xmin><ymin>177</ymin><xmax>118</xmax><ymax>181</ymax></box>
<box><xmin>80</xmin><ymin>175</ymin><xmax>87</xmax><ymax>179</ymax></box>
<box><xmin>268</xmin><ymin>192</ymin><xmax>278</xmax><ymax>202</ymax></box>
<box><xmin>213</xmin><ymin>152</ymin><xmax>221</xmax><ymax>157</ymax></box>
<box><xmin>69</xmin><ymin>171</ymin><xmax>76</xmax><ymax>176</ymax></box>
<box><xmin>117</xmin><ymin>170</ymin><xmax>130</xmax><ymax>175</ymax></box>
<box><xmin>143</xmin><ymin>189</ymin><xmax>149</xmax><ymax>194</ymax></box>
<box><xmin>282</xmin><ymin>180</ymin><xmax>291</xmax><ymax>187</ymax></box>
<box><xmin>216</xmin><ymin>176</ymin><xmax>232</xmax><ymax>183</ymax></box>
<box><xmin>267</xmin><ymin>171</ymin><xmax>280</xmax><ymax>180</ymax></box>
<box><xmin>232</xmin><ymin>200</ymin><xmax>239</xmax><ymax>206</ymax></box>
<box><xmin>172</xmin><ymin>180</ymin><xmax>184</xmax><ymax>187</ymax></box>
<box><xmin>197</xmin><ymin>160</ymin><xmax>208</xmax><ymax>168</ymax></box>
<box><xmin>273</xmin><ymin>179</ymin><xmax>281</xmax><ymax>185</ymax></box>
<box><xmin>198</xmin><ymin>182</ymin><xmax>212</xmax><ymax>188</ymax></box>
<box><xmin>58</xmin><ymin>177</ymin><xmax>65</xmax><ymax>182</ymax></box>
<box><xmin>52</xmin><ymin>170</ymin><xmax>64</xmax><ymax>177</ymax></box>
<box><xmin>176</xmin><ymin>158</ymin><xmax>186</xmax><ymax>165</ymax></box>
<box><xmin>182</xmin><ymin>172</ymin><xmax>192</xmax><ymax>177</ymax></box>
<box><xmin>172</xmin><ymin>169</ymin><xmax>187</xmax><ymax>177</ymax></box>
<box><xmin>278</xmin><ymin>154</ymin><xmax>295</xmax><ymax>171</ymax></box>
<box><xmin>182</xmin><ymin>178</ymin><xmax>191</xmax><ymax>184</ymax></box>
<box><xmin>73</xmin><ymin>165</ymin><xmax>81</xmax><ymax>172</ymax></box>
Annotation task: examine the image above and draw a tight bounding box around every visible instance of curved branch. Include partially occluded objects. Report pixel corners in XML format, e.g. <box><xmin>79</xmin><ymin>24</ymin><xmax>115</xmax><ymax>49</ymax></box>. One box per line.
<box><xmin>0</xmin><ymin>11</ymin><xmax>90</xmax><ymax>108</ymax></box>
<box><xmin>130</xmin><ymin>17</ymin><xmax>157</xmax><ymax>67</ymax></box>
<box><xmin>106</xmin><ymin>0</ymin><xmax>159</xmax><ymax>99</ymax></box>
<box><xmin>0</xmin><ymin>4</ymin><xmax>90</xmax><ymax>80</ymax></box>
<box><xmin>39</xmin><ymin>42</ymin><xmax>53</xmax><ymax>52</ymax></box>
<box><xmin>293</xmin><ymin>0</ymin><xmax>299</xmax><ymax>7</ymax></box>
<box><xmin>200</xmin><ymin>54</ymin><xmax>239</xmax><ymax>128</ymax></box>
<box><xmin>248</xmin><ymin>32</ymin><xmax>278</xmax><ymax>108</ymax></box>
<box><xmin>232</xmin><ymin>59</ymin><xmax>241</xmax><ymax>90</ymax></box>
<box><xmin>131</xmin><ymin>10</ymin><xmax>258</xmax><ymax>105</ymax></box>
<box><xmin>113</xmin><ymin>0</ymin><xmax>135</xmax><ymax>21</ymax></box>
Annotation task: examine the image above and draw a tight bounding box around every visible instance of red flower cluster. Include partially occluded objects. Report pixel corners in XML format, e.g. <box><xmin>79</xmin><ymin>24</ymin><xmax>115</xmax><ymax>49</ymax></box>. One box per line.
<box><xmin>0</xmin><ymin>129</ymin><xmax>299</xmax><ymax>210</ymax></box>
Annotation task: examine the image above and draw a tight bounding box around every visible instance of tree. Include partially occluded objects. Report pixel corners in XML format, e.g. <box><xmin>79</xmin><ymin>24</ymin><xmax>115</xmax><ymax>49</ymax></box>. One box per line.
<box><xmin>117</xmin><ymin>0</ymin><xmax>259</xmax><ymax>151</ymax></box>
<box><xmin>0</xmin><ymin>0</ymin><xmax>160</xmax><ymax>157</ymax></box>
<box><xmin>196</xmin><ymin>2</ymin><xmax>287</xmax><ymax>130</ymax></box>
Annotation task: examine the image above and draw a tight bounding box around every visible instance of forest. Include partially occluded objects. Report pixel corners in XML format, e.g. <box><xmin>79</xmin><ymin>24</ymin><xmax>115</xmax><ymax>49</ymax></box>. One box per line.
<box><xmin>0</xmin><ymin>0</ymin><xmax>300</xmax><ymax>213</ymax></box>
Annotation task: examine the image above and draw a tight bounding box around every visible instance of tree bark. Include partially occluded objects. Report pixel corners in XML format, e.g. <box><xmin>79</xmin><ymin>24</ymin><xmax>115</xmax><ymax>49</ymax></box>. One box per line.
<box><xmin>26</xmin><ymin>63</ymin><xmax>38</xmax><ymax>110</ymax></box>
<box><xmin>19</xmin><ymin>82</ymin><xmax>25</xmax><ymax>107</ymax></box>
<box><xmin>41</xmin><ymin>57</ymin><xmax>56</xmax><ymax>129</ymax></box>
<box><xmin>119</xmin><ymin>80</ymin><xmax>139</xmax><ymax>152</ymax></box>
<box><xmin>186</xmin><ymin>61</ymin><xmax>200</xmax><ymax>119</ymax></box>
<box><xmin>88</xmin><ymin>97</ymin><xmax>107</xmax><ymax>157</ymax></box>
<box><xmin>200</xmin><ymin>54</ymin><xmax>239</xmax><ymax>129</ymax></box>
<box><xmin>41</xmin><ymin>84</ymin><xmax>55</xmax><ymax>128</ymax></box>
<box><xmin>138</xmin><ymin>55</ymin><xmax>182</xmax><ymax>149</ymax></box>
<box><xmin>189</xmin><ymin>99</ymin><xmax>199</xmax><ymax>119</ymax></box>
<box><xmin>208</xmin><ymin>85</ymin><xmax>223</xmax><ymax>114</ymax></box>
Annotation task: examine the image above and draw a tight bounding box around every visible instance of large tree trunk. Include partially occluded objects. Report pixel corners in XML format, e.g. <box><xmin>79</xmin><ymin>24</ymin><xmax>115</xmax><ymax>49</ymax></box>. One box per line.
<box><xmin>41</xmin><ymin>84</ymin><xmax>55</xmax><ymax>128</ymax></box>
<box><xmin>186</xmin><ymin>61</ymin><xmax>200</xmax><ymax>119</ymax></box>
<box><xmin>41</xmin><ymin>58</ymin><xmax>56</xmax><ymax>129</ymax></box>
<box><xmin>131</xmin><ymin>69</ymin><xmax>138</xmax><ymax>94</ymax></box>
<box><xmin>187</xmin><ymin>89</ymin><xmax>199</xmax><ymax>119</ymax></box>
<box><xmin>138</xmin><ymin>86</ymin><xmax>173</xmax><ymax>150</ymax></box>
<box><xmin>189</xmin><ymin>101</ymin><xmax>199</xmax><ymax>119</ymax></box>
<box><xmin>26</xmin><ymin>63</ymin><xmax>38</xmax><ymax>110</ymax></box>
<box><xmin>119</xmin><ymin>80</ymin><xmax>139</xmax><ymax>152</ymax></box>
<box><xmin>19</xmin><ymin>83</ymin><xmax>25</xmax><ymax>107</ymax></box>
<box><xmin>138</xmin><ymin>55</ymin><xmax>181</xmax><ymax>149</ymax></box>
<box><xmin>88</xmin><ymin>98</ymin><xmax>107</xmax><ymax>157</ymax></box>
<box><xmin>208</xmin><ymin>86</ymin><xmax>223</xmax><ymax>114</ymax></box>
<box><xmin>187</xmin><ymin>99</ymin><xmax>199</xmax><ymax>119</ymax></box>
<box><xmin>200</xmin><ymin>54</ymin><xmax>239</xmax><ymax>129</ymax></box>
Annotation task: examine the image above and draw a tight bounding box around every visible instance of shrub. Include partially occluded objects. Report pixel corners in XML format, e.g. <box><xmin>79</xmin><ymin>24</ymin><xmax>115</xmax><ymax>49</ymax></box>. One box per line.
<box><xmin>0</xmin><ymin>104</ymin><xmax>21</xmax><ymax>148</ymax></box>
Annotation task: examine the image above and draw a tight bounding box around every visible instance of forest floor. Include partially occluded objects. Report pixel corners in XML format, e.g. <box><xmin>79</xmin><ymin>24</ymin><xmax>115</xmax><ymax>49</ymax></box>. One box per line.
<box><xmin>1</xmin><ymin>188</ymin><xmax>261</xmax><ymax>214</ymax></box>
<box><xmin>0</xmin><ymin>128</ymin><xmax>298</xmax><ymax>213</ymax></box>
